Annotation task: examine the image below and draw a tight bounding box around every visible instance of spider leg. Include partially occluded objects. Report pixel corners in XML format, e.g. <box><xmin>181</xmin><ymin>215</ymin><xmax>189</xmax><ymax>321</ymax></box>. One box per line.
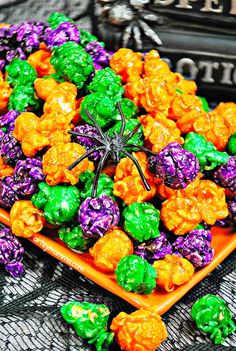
<box><xmin>92</xmin><ymin>150</ymin><xmax>110</xmax><ymax>198</ymax></box>
<box><xmin>124</xmin><ymin>144</ymin><xmax>157</xmax><ymax>156</ymax></box>
<box><xmin>139</xmin><ymin>20</ymin><xmax>162</xmax><ymax>46</ymax></box>
<box><xmin>68</xmin><ymin>130</ymin><xmax>104</xmax><ymax>145</ymax></box>
<box><xmin>84</xmin><ymin>109</ymin><xmax>106</xmax><ymax>142</ymax></box>
<box><xmin>117</xmin><ymin>102</ymin><xmax>126</xmax><ymax>139</ymax></box>
<box><xmin>122</xmin><ymin>123</ymin><xmax>141</xmax><ymax>143</ymax></box>
<box><xmin>122</xmin><ymin>23</ymin><xmax>133</xmax><ymax>47</ymax></box>
<box><xmin>121</xmin><ymin>148</ymin><xmax>151</xmax><ymax>191</ymax></box>
<box><xmin>68</xmin><ymin>146</ymin><xmax>105</xmax><ymax>170</ymax></box>
<box><xmin>133</xmin><ymin>25</ymin><xmax>142</xmax><ymax>50</ymax></box>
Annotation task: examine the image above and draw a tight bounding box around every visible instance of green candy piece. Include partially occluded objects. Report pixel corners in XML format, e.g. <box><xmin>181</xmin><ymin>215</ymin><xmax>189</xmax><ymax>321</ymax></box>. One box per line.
<box><xmin>48</xmin><ymin>12</ymin><xmax>74</xmax><ymax>29</ymax></box>
<box><xmin>6</xmin><ymin>58</ymin><xmax>37</xmax><ymax>87</ymax></box>
<box><xmin>80</xmin><ymin>92</ymin><xmax>137</xmax><ymax>128</ymax></box>
<box><xmin>191</xmin><ymin>294</ymin><xmax>236</xmax><ymax>345</ymax></box>
<box><xmin>184</xmin><ymin>132</ymin><xmax>229</xmax><ymax>171</ymax></box>
<box><xmin>58</xmin><ymin>223</ymin><xmax>92</xmax><ymax>250</ymax></box>
<box><xmin>227</xmin><ymin>132</ymin><xmax>236</xmax><ymax>155</ymax></box>
<box><xmin>8</xmin><ymin>85</ymin><xmax>40</xmax><ymax>112</ymax></box>
<box><xmin>51</xmin><ymin>42</ymin><xmax>94</xmax><ymax>90</ymax></box>
<box><xmin>194</xmin><ymin>223</ymin><xmax>205</xmax><ymax>230</ymax></box>
<box><xmin>123</xmin><ymin>202</ymin><xmax>160</xmax><ymax>242</ymax></box>
<box><xmin>60</xmin><ymin>301</ymin><xmax>114</xmax><ymax>351</ymax></box>
<box><xmin>79</xmin><ymin>170</ymin><xmax>115</xmax><ymax>200</ymax></box>
<box><xmin>107</xmin><ymin>119</ymin><xmax>144</xmax><ymax>149</ymax></box>
<box><xmin>175</xmin><ymin>88</ymin><xmax>183</xmax><ymax>94</ymax></box>
<box><xmin>197</xmin><ymin>96</ymin><xmax>209</xmax><ymax>112</ymax></box>
<box><xmin>88</xmin><ymin>68</ymin><xmax>124</xmax><ymax>97</ymax></box>
<box><xmin>79</xmin><ymin>29</ymin><xmax>99</xmax><ymax>47</ymax></box>
<box><xmin>115</xmin><ymin>255</ymin><xmax>157</xmax><ymax>294</ymax></box>
<box><xmin>31</xmin><ymin>182</ymin><xmax>80</xmax><ymax>225</ymax></box>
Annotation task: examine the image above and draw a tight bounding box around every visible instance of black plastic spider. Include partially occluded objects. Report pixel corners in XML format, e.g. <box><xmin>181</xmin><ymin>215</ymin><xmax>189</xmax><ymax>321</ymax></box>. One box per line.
<box><xmin>68</xmin><ymin>102</ymin><xmax>156</xmax><ymax>198</ymax></box>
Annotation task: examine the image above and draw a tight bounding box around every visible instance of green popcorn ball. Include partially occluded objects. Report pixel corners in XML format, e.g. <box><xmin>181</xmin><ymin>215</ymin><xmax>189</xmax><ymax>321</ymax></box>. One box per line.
<box><xmin>79</xmin><ymin>29</ymin><xmax>99</xmax><ymax>47</ymax></box>
<box><xmin>107</xmin><ymin>119</ymin><xmax>144</xmax><ymax>149</ymax></box>
<box><xmin>48</xmin><ymin>12</ymin><xmax>74</xmax><ymax>29</ymax></box>
<box><xmin>123</xmin><ymin>202</ymin><xmax>160</xmax><ymax>242</ymax></box>
<box><xmin>60</xmin><ymin>301</ymin><xmax>114</xmax><ymax>351</ymax></box>
<box><xmin>6</xmin><ymin>58</ymin><xmax>37</xmax><ymax>87</ymax></box>
<box><xmin>79</xmin><ymin>170</ymin><xmax>115</xmax><ymax>200</ymax></box>
<box><xmin>80</xmin><ymin>92</ymin><xmax>137</xmax><ymax>128</ymax></box>
<box><xmin>88</xmin><ymin>67</ymin><xmax>124</xmax><ymax>97</ymax></box>
<box><xmin>43</xmin><ymin>73</ymin><xmax>65</xmax><ymax>82</ymax></box>
<box><xmin>115</xmin><ymin>255</ymin><xmax>157</xmax><ymax>294</ymax></box>
<box><xmin>191</xmin><ymin>294</ymin><xmax>236</xmax><ymax>345</ymax></box>
<box><xmin>51</xmin><ymin>42</ymin><xmax>94</xmax><ymax>89</ymax></box>
<box><xmin>31</xmin><ymin>182</ymin><xmax>80</xmax><ymax>225</ymax></box>
<box><xmin>227</xmin><ymin>132</ymin><xmax>236</xmax><ymax>155</ymax></box>
<box><xmin>184</xmin><ymin>132</ymin><xmax>229</xmax><ymax>171</ymax></box>
<box><xmin>8</xmin><ymin>85</ymin><xmax>40</xmax><ymax>112</ymax></box>
<box><xmin>58</xmin><ymin>223</ymin><xmax>93</xmax><ymax>251</ymax></box>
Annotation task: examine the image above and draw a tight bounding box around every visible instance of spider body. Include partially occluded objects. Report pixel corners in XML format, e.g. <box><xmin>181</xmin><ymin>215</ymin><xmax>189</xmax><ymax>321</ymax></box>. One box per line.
<box><xmin>68</xmin><ymin>102</ymin><xmax>156</xmax><ymax>197</ymax></box>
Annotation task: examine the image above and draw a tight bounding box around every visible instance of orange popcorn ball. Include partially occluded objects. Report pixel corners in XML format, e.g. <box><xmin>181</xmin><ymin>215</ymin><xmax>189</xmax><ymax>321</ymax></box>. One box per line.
<box><xmin>110</xmin><ymin>48</ymin><xmax>143</xmax><ymax>82</ymax></box>
<box><xmin>10</xmin><ymin>200</ymin><xmax>45</xmax><ymax>238</ymax></box>
<box><xmin>176</xmin><ymin>109</ymin><xmax>206</xmax><ymax>135</ymax></box>
<box><xmin>161</xmin><ymin>196</ymin><xmax>202</xmax><ymax>235</ymax></box>
<box><xmin>27</xmin><ymin>48</ymin><xmax>55</xmax><ymax>77</ymax></box>
<box><xmin>34</xmin><ymin>77</ymin><xmax>59</xmax><ymax>100</ymax></box>
<box><xmin>114</xmin><ymin>152</ymin><xmax>157</xmax><ymax>205</ymax></box>
<box><xmin>139</xmin><ymin>113</ymin><xmax>183</xmax><ymax>153</ymax></box>
<box><xmin>21</xmin><ymin>130</ymin><xmax>49</xmax><ymax>157</ymax></box>
<box><xmin>174</xmin><ymin>73</ymin><xmax>197</xmax><ymax>95</ymax></box>
<box><xmin>89</xmin><ymin>227</ymin><xmax>133</xmax><ymax>272</ymax></box>
<box><xmin>42</xmin><ymin>142</ymin><xmax>94</xmax><ymax>186</ymax></box>
<box><xmin>156</xmin><ymin>182</ymin><xmax>177</xmax><ymax>200</ymax></box>
<box><xmin>214</xmin><ymin>102</ymin><xmax>236</xmax><ymax>135</ymax></box>
<box><xmin>168</xmin><ymin>93</ymin><xmax>203</xmax><ymax>121</ymax></box>
<box><xmin>153</xmin><ymin>254</ymin><xmax>194</xmax><ymax>292</ymax></box>
<box><xmin>43</xmin><ymin>82</ymin><xmax>77</xmax><ymax>116</ymax></box>
<box><xmin>0</xmin><ymin>155</ymin><xmax>14</xmax><ymax>178</ymax></box>
<box><xmin>0</xmin><ymin>79</ymin><xmax>12</xmax><ymax>114</ymax></box>
<box><xmin>125</xmin><ymin>75</ymin><xmax>144</xmax><ymax>108</ymax></box>
<box><xmin>193</xmin><ymin>111</ymin><xmax>230</xmax><ymax>151</ymax></box>
<box><xmin>13</xmin><ymin>112</ymin><xmax>40</xmax><ymax>141</ymax></box>
<box><xmin>110</xmin><ymin>305</ymin><xmax>167</xmax><ymax>351</ymax></box>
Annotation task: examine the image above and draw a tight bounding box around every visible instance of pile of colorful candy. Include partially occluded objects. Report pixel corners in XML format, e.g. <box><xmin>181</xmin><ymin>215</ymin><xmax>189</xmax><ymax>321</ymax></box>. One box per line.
<box><xmin>0</xmin><ymin>12</ymin><xmax>235</xmax><ymax>350</ymax></box>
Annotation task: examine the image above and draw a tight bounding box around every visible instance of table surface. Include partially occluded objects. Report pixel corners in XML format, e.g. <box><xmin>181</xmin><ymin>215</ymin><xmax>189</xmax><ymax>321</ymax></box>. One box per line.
<box><xmin>0</xmin><ymin>1</ymin><xmax>235</xmax><ymax>350</ymax></box>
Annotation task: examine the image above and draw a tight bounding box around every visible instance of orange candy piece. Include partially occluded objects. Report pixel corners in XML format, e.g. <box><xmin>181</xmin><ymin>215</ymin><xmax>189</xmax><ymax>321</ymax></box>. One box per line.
<box><xmin>214</xmin><ymin>102</ymin><xmax>236</xmax><ymax>135</ymax></box>
<box><xmin>89</xmin><ymin>227</ymin><xmax>133</xmax><ymax>272</ymax></box>
<box><xmin>153</xmin><ymin>254</ymin><xmax>194</xmax><ymax>292</ymax></box>
<box><xmin>114</xmin><ymin>152</ymin><xmax>157</xmax><ymax>205</ymax></box>
<box><xmin>110</xmin><ymin>305</ymin><xmax>167</xmax><ymax>351</ymax></box>
<box><xmin>34</xmin><ymin>78</ymin><xmax>59</xmax><ymax>100</ymax></box>
<box><xmin>10</xmin><ymin>200</ymin><xmax>45</xmax><ymax>238</ymax></box>
<box><xmin>110</xmin><ymin>48</ymin><xmax>143</xmax><ymax>82</ymax></box>
<box><xmin>27</xmin><ymin>48</ymin><xmax>55</xmax><ymax>77</ymax></box>
<box><xmin>0</xmin><ymin>155</ymin><xmax>14</xmax><ymax>178</ymax></box>
<box><xmin>168</xmin><ymin>93</ymin><xmax>203</xmax><ymax>121</ymax></box>
<box><xmin>42</xmin><ymin>142</ymin><xmax>94</xmax><ymax>186</ymax></box>
<box><xmin>0</xmin><ymin>79</ymin><xmax>12</xmax><ymax>114</ymax></box>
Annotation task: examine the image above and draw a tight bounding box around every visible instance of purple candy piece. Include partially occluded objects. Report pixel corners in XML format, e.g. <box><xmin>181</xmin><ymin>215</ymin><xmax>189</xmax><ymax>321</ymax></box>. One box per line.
<box><xmin>0</xmin><ymin>130</ymin><xmax>24</xmax><ymax>165</ymax></box>
<box><xmin>213</xmin><ymin>156</ymin><xmax>236</xmax><ymax>192</ymax></box>
<box><xmin>0</xmin><ymin>228</ymin><xmax>24</xmax><ymax>277</ymax></box>
<box><xmin>227</xmin><ymin>197</ymin><xmax>236</xmax><ymax>223</ymax></box>
<box><xmin>84</xmin><ymin>41</ymin><xmax>110</xmax><ymax>68</ymax></box>
<box><xmin>78</xmin><ymin>195</ymin><xmax>120</xmax><ymax>238</ymax></box>
<box><xmin>0</xmin><ymin>179</ymin><xmax>19</xmax><ymax>209</ymax></box>
<box><xmin>6</xmin><ymin>158</ymin><xmax>45</xmax><ymax>197</ymax></box>
<box><xmin>0</xmin><ymin>110</ymin><xmax>20</xmax><ymax>128</ymax></box>
<box><xmin>43</xmin><ymin>22</ymin><xmax>80</xmax><ymax>49</ymax></box>
<box><xmin>134</xmin><ymin>232</ymin><xmax>173</xmax><ymax>263</ymax></box>
<box><xmin>173</xmin><ymin>229</ymin><xmax>214</xmax><ymax>268</ymax></box>
<box><xmin>152</xmin><ymin>142</ymin><xmax>200</xmax><ymax>189</ymax></box>
<box><xmin>73</xmin><ymin>124</ymin><xmax>103</xmax><ymax>162</ymax></box>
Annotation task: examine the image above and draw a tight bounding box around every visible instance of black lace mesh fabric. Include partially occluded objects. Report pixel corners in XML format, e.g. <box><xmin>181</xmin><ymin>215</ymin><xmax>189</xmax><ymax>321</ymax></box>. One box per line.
<box><xmin>0</xmin><ymin>1</ymin><xmax>236</xmax><ymax>350</ymax></box>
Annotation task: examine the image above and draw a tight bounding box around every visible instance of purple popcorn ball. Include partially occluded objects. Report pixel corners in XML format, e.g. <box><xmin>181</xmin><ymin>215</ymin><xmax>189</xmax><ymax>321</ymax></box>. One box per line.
<box><xmin>16</xmin><ymin>20</ymin><xmax>47</xmax><ymax>52</ymax></box>
<box><xmin>0</xmin><ymin>110</ymin><xmax>20</xmax><ymax>128</ymax></box>
<box><xmin>227</xmin><ymin>197</ymin><xmax>236</xmax><ymax>223</ymax></box>
<box><xmin>0</xmin><ymin>179</ymin><xmax>19</xmax><ymax>209</ymax></box>
<box><xmin>78</xmin><ymin>195</ymin><xmax>120</xmax><ymax>238</ymax></box>
<box><xmin>6</xmin><ymin>158</ymin><xmax>45</xmax><ymax>197</ymax></box>
<box><xmin>84</xmin><ymin>41</ymin><xmax>110</xmax><ymax>69</ymax></box>
<box><xmin>134</xmin><ymin>232</ymin><xmax>173</xmax><ymax>263</ymax></box>
<box><xmin>0</xmin><ymin>228</ymin><xmax>24</xmax><ymax>277</ymax></box>
<box><xmin>73</xmin><ymin>124</ymin><xmax>103</xmax><ymax>162</ymax></box>
<box><xmin>173</xmin><ymin>229</ymin><xmax>214</xmax><ymax>268</ymax></box>
<box><xmin>0</xmin><ymin>130</ymin><xmax>24</xmax><ymax>165</ymax></box>
<box><xmin>213</xmin><ymin>156</ymin><xmax>236</xmax><ymax>192</ymax></box>
<box><xmin>43</xmin><ymin>22</ymin><xmax>80</xmax><ymax>49</ymax></box>
<box><xmin>153</xmin><ymin>142</ymin><xmax>200</xmax><ymax>189</ymax></box>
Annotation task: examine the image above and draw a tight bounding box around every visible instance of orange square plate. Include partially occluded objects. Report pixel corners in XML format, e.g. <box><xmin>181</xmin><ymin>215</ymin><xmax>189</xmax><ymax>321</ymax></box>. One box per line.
<box><xmin>0</xmin><ymin>207</ymin><xmax>235</xmax><ymax>315</ymax></box>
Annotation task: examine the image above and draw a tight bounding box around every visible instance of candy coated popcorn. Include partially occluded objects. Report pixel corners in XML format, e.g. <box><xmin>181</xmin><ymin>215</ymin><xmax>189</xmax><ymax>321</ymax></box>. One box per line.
<box><xmin>168</xmin><ymin>93</ymin><xmax>203</xmax><ymax>121</ymax></box>
<box><xmin>10</xmin><ymin>200</ymin><xmax>45</xmax><ymax>237</ymax></box>
<box><xmin>0</xmin><ymin>155</ymin><xmax>14</xmax><ymax>178</ymax></box>
<box><xmin>0</xmin><ymin>79</ymin><xmax>12</xmax><ymax>114</ymax></box>
<box><xmin>89</xmin><ymin>227</ymin><xmax>133</xmax><ymax>272</ymax></box>
<box><xmin>214</xmin><ymin>102</ymin><xmax>236</xmax><ymax>135</ymax></box>
<box><xmin>13</xmin><ymin>112</ymin><xmax>40</xmax><ymax>141</ymax></box>
<box><xmin>42</xmin><ymin>142</ymin><xmax>94</xmax><ymax>186</ymax></box>
<box><xmin>34</xmin><ymin>77</ymin><xmax>59</xmax><ymax>100</ymax></box>
<box><xmin>110</xmin><ymin>305</ymin><xmax>167</xmax><ymax>351</ymax></box>
<box><xmin>28</xmin><ymin>48</ymin><xmax>55</xmax><ymax>77</ymax></box>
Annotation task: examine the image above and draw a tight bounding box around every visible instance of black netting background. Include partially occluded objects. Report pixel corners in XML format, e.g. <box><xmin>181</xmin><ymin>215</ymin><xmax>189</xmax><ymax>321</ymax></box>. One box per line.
<box><xmin>0</xmin><ymin>1</ymin><xmax>236</xmax><ymax>350</ymax></box>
